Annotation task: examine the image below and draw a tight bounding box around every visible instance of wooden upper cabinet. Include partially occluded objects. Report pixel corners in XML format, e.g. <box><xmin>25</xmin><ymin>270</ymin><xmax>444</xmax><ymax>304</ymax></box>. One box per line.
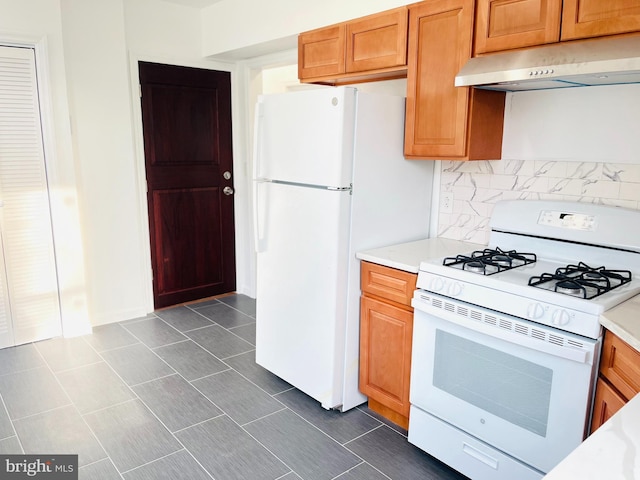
<box><xmin>298</xmin><ymin>25</ymin><xmax>346</xmax><ymax>80</ymax></box>
<box><xmin>298</xmin><ymin>7</ymin><xmax>408</xmax><ymax>84</ymax></box>
<box><xmin>345</xmin><ymin>7</ymin><xmax>408</xmax><ymax>73</ymax></box>
<box><xmin>405</xmin><ymin>0</ymin><xmax>506</xmax><ymax>160</ymax></box>
<box><xmin>474</xmin><ymin>0</ymin><xmax>562</xmax><ymax>54</ymax></box>
<box><xmin>561</xmin><ymin>0</ymin><xmax>640</xmax><ymax>40</ymax></box>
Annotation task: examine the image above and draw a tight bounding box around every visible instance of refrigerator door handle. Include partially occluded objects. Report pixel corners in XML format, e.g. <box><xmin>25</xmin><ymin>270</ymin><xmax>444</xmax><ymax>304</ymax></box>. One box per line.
<box><xmin>253</xmin><ymin>101</ymin><xmax>266</xmax><ymax>253</ymax></box>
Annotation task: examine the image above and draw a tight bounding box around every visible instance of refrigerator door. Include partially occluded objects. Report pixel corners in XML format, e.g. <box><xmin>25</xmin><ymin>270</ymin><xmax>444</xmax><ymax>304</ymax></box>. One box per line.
<box><xmin>255</xmin><ymin>180</ymin><xmax>351</xmax><ymax>409</ymax></box>
<box><xmin>254</xmin><ymin>87</ymin><xmax>356</xmax><ymax>187</ymax></box>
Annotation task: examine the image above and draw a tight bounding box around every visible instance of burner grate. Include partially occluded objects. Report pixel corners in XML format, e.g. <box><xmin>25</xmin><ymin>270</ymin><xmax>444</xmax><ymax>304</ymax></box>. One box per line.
<box><xmin>528</xmin><ymin>262</ymin><xmax>632</xmax><ymax>299</ymax></box>
<box><xmin>443</xmin><ymin>247</ymin><xmax>537</xmax><ymax>275</ymax></box>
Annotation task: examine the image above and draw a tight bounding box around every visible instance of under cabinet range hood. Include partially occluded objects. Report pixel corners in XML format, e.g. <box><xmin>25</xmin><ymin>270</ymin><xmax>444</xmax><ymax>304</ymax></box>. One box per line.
<box><xmin>455</xmin><ymin>35</ymin><xmax>640</xmax><ymax>91</ymax></box>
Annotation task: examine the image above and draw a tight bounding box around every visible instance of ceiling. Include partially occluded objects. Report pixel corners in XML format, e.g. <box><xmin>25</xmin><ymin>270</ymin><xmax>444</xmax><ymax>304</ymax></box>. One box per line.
<box><xmin>157</xmin><ymin>0</ymin><xmax>225</xmax><ymax>8</ymax></box>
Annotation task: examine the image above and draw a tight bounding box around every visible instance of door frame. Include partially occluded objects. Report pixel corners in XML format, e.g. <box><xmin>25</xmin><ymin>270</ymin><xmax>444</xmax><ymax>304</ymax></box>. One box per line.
<box><xmin>128</xmin><ymin>53</ymin><xmax>241</xmax><ymax>312</ymax></box>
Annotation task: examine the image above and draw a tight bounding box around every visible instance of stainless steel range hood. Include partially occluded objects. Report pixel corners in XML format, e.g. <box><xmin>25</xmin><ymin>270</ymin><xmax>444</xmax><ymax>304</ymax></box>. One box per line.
<box><xmin>455</xmin><ymin>35</ymin><xmax>640</xmax><ymax>91</ymax></box>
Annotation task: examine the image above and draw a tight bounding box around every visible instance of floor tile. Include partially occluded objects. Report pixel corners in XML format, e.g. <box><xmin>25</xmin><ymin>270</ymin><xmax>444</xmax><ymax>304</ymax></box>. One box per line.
<box><xmin>0</xmin><ymin>399</ymin><xmax>14</xmax><ymax>439</ymax></box>
<box><xmin>196</xmin><ymin>303</ymin><xmax>255</xmax><ymax>329</ymax></box>
<box><xmin>185</xmin><ymin>324</ymin><xmax>253</xmax><ymax>359</ymax></box>
<box><xmin>0</xmin><ymin>367</ymin><xmax>70</xmax><ymax>419</ymax></box>
<box><xmin>176</xmin><ymin>416</ymin><xmax>290</xmax><ymax>480</ymax></box>
<box><xmin>193</xmin><ymin>370</ymin><xmax>284</xmax><ymax>425</ymax></box>
<box><xmin>153</xmin><ymin>340</ymin><xmax>228</xmax><ymax>381</ymax></box>
<box><xmin>132</xmin><ymin>374</ymin><xmax>222</xmax><ymax>432</ymax></box>
<box><xmin>222</xmin><ymin>351</ymin><xmax>292</xmax><ymax>395</ymax></box>
<box><xmin>335</xmin><ymin>463</ymin><xmax>390</xmax><ymax>480</ymax></box>
<box><xmin>101</xmin><ymin>344</ymin><xmax>175</xmax><ymax>386</ymax></box>
<box><xmin>154</xmin><ymin>306</ymin><xmax>214</xmax><ymax>332</ymax></box>
<box><xmin>122</xmin><ymin>317</ymin><xmax>186</xmax><ymax>348</ymax></box>
<box><xmin>218</xmin><ymin>294</ymin><xmax>256</xmax><ymax>317</ymax></box>
<box><xmin>228</xmin><ymin>323</ymin><xmax>256</xmax><ymax>345</ymax></box>
<box><xmin>359</xmin><ymin>404</ymin><xmax>407</xmax><ymax>436</ymax></box>
<box><xmin>79</xmin><ymin>458</ymin><xmax>123</xmax><ymax>480</ymax></box>
<box><xmin>275</xmin><ymin>389</ymin><xmax>380</xmax><ymax>444</ymax></box>
<box><xmin>14</xmin><ymin>405</ymin><xmax>106</xmax><ymax>467</ymax></box>
<box><xmin>244</xmin><ymin>409</ymin><xmax>361</xmax><ymax>480</ymax></box>
<box><xmin>345</xmin><ymin>425</ymin><xmax>468</xmax><ymax>480</ymax></box>
<box><xmin>122</xmin><ymin>449</ymin><xmax>211</xmax><ymax>480</ymax></box>
<box><xmin>56</xmin><ymin>362</ymin><xmax>136</xmax><ymax>414</ymax></box>
<box><xmin>187</xmin><ymin>298</ymin><xmax>221</xmax><ymax>309</ymax></box>
<box><xmin>0</xmin><ymin>343</ymin><xmax>45</xmax><ymax>375</ymax></box>
<box><xmin>34</xmin><ymin>336</ymin><xmax>102</xmax><ymax>372</ymax></box>
<box><xmin>83</xmin><ymin>323</ymin><xmax>139</xmax><ymax>352</ymax></box>
<box><xmin>0</xmin><ymin>436</ymin><xmax>23</xmax><ymax>454</ymax></box>
<box><xmin>83</xmin><ymin>399</ymin><xmax>181</xmax><ymax>472</ymax></box>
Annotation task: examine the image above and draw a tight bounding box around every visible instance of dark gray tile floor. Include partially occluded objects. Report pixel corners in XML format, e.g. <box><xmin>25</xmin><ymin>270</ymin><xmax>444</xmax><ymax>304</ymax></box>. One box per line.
<box><xmin>0</xmin><ymin>294</ymin><xmax>468</xmax><ymax>480</ymax></box>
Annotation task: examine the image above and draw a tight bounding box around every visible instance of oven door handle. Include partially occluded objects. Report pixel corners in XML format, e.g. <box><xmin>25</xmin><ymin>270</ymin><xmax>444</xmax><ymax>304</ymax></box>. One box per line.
<box><xmin>413</xmin><ymin>298</ymin><xmax>591</xmax><ymax>364</ymax></box>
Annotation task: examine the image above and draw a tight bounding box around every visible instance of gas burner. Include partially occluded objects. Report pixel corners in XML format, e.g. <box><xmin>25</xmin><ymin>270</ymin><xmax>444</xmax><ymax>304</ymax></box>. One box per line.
<box><xmin>528</xmin><ymin>262</ymin><xmax>632</xmax><ymax>299</ymax></box>
<box><xmin>443</xmin><ymin>248</ymin><xmax>537</xmax><ymax>275</ymax></box>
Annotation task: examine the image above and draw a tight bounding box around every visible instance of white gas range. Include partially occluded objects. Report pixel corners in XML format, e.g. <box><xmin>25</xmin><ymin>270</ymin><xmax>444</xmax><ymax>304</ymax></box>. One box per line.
<box><xmin>408</xmin><ymin>200</ymin><xmax>640</xmax><ymax>480</ymax></box>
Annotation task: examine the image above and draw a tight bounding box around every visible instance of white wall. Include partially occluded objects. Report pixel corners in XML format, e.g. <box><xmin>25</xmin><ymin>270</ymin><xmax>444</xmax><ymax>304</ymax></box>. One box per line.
<box><xmin>0</xmin><ymin>0</ymin><xmax>91</xmax><ymax>335</ymax></box>
<box><xmin>438</xmin><ymin>84</ymin><xmax>640</xmax><ymax>244</ymax></box>
<box><xmin>201</xmin><ymin>0</ymin><xmax>410</xmax><ymax>58</ymax></box>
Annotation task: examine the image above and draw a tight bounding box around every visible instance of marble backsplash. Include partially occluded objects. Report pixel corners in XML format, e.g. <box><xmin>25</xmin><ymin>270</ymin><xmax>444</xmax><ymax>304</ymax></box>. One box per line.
<box><xmin>437</xmin><ymin>159</ymin><xmax>640</xmax><ymax>245</ymax></box>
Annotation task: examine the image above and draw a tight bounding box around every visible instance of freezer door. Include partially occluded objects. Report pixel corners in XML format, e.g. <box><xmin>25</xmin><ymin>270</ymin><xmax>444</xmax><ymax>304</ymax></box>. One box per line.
<box><xmin>254</xmin><ymin>87</ymin><xmax>356</xmax><ymax>187</ymax></box>
<box><xmin>255</xmin><ymin>180</ymin><xmax>351</xmax><ymax>409</ymax></box>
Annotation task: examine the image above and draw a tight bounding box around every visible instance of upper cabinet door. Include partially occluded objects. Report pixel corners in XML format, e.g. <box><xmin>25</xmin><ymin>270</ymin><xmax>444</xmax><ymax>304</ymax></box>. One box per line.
<box><xmin>404</xmin><ymin>0</ymin><xmax>505</xmax><ymax>160</ymax></box>
<box><xmin>345</xmin><ymin>7</ymin><xmax>408</xmax><ymax>73</ymax></box>
<box><xmin>298</xmin><ymin>24</ymin><xmax>346</xmax><ymax>80</ymax></box>
<box><xmin>475</xmin><ymin>0</ymin><xmax>562</xmax><ymax>54</ymax></box>
<box><xmin>561</xmin><ymin>0</ymin><xmax>640</xmax><ymax>40</ymax></box>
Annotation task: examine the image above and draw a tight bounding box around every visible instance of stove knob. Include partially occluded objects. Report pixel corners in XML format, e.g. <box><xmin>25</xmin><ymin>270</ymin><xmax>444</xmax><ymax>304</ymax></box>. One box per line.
<box><xmin>527</xmin><ymin>303</ymin><xmax>545</xmax><ymax>319</ymax></box>
<box><xmin>552</xmin><ymin>309</ymin><xmax>571</xmax><ymax>326</ymax></box>
<box><xmin>430</xmin><ymin>277</ymin><xmax>445</xmax><ymax>292</ymax></box>
<box><xmin>447</xmin><ymin>282</ymin><xmax>463</xmax><ymax>297</ymax></box>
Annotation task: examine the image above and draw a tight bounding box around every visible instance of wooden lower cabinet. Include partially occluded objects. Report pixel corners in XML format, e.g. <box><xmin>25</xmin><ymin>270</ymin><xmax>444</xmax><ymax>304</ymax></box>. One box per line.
<box><xmin>590</xmin><ymin>329</ymin><xmax>640</xmax><ymax>432</ymax></box>
<box><xmin>359</xmin><ymin>261</ymin><xmax>416</xmax><ymax>429</ymax></box>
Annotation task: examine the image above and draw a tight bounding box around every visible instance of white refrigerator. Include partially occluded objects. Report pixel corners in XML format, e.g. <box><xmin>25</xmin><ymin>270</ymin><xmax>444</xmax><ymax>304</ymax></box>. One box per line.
<box><xmin>253</xmin><ymin>86</ymin><xmax>433</xmax><ymax>412</ymax></box>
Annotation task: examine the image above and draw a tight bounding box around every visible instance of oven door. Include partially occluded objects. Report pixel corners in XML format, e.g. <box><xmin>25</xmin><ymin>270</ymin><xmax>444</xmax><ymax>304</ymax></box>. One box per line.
<box><xmin>409</xmin><ymin>290</ymin><xmax>600</xmax><ymax>474</ymax></box>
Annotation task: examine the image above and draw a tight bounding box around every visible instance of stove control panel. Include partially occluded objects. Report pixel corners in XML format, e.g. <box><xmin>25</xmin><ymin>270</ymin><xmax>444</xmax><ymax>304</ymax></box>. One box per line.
<box><xmin>538</xmin><ymin>210</ymin><xmax>596</xmax><ymax>231</ymax></box>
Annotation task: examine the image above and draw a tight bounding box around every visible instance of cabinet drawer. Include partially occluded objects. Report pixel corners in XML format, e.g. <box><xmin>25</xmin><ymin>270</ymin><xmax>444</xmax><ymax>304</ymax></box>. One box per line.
<box><xmin>360</xmin><ymin>261</ymin><xmax>416</xmax><ymax>306</ymax></box>
<box><xmin>590</xmin><ymin>377</ymin><xmax>626</xmax><ymax>433</ymax></box>
<box><xmin>599</xmin><ymin>330</ymin><xmax>640</xmax><ymax>400</ymax></box>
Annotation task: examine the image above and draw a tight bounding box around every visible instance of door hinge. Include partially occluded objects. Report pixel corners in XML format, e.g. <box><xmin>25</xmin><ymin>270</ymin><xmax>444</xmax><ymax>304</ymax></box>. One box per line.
<box><xmin>139</xmin><ymin>84</ymin><xmax>142</xmax><ymax>98</ymax></box>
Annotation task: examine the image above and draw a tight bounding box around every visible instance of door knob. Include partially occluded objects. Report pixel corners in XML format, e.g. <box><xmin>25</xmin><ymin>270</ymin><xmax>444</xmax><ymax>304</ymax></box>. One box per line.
<box><xmin>223</xmin><ymin>186</ymin><xmax>234</xmax><ymax>196</ymax></box>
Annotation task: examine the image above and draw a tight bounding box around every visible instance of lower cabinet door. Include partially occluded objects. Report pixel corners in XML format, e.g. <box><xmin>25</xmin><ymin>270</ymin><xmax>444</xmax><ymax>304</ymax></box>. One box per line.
<box><xmin>359</xmin><ymin>295</ymin><xmax>413</xmax><ymax>428</ymax></box>
<box><xmin>590</xmin><ymin>377</ymin><xmax>626</xmax><ymax>433</ymax></box>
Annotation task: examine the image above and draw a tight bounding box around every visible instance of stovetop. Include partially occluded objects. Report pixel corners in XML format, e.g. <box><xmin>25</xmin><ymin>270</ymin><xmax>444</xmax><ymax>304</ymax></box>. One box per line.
<box><xmin>417</xmin><ymin>201</ymin><xmax>640</xmax><ymax>338</ymax></box>
<box><xmin>418</xmin><ymin>246</ymin><xmax>640</xmax><ymax>339</ymax></box>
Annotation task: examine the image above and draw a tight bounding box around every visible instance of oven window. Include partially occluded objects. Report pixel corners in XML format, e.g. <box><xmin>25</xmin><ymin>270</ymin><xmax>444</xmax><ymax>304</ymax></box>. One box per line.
<box><xmin>433</xmin><ymin>330</ymin><xmax>553</xmax><ymax>437</ymax></box>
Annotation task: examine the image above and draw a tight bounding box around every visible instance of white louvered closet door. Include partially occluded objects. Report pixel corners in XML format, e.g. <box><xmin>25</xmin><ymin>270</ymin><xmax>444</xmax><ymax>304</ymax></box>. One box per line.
<box><xmin>0</xmin><ymin>45</ymin><xmax>61</xmax><ymax>348</ymax></box>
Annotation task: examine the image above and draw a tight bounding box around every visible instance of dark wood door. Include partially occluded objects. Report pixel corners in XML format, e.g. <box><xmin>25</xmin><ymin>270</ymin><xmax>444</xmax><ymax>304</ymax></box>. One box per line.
<box><xmin>139</xmin><ymin>62</ymin><xmax>236</xmax><ymax>309</ymax></box>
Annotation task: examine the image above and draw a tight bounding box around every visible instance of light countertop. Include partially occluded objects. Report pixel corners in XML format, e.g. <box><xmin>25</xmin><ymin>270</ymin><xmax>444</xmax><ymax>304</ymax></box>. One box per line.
<box><xmin>355</xmin><ymin>237</ymin><xmax>484</xmax><ymax>273</ymax></box>
<box><xmin>543</xmin><ymin>392</ymin><xmax>640</xmax><ymax>479</ymax></box>
<box><xmin>599</xmin><ymin>294</ymin><xmax>640</xmax><ymax>352</ymax></box>
<box><xmin>543</xmin><ymin>294</ymin><xmax>640</xmax><ymax>478</ymax></box>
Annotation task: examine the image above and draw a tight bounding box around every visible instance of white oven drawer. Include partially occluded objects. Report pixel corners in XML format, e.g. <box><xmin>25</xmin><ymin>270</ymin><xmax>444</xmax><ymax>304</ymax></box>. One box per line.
<box><xmin>409</xmin><ymin>406</ymin><xmax>543</xmax><ymax>480</ymax></box>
